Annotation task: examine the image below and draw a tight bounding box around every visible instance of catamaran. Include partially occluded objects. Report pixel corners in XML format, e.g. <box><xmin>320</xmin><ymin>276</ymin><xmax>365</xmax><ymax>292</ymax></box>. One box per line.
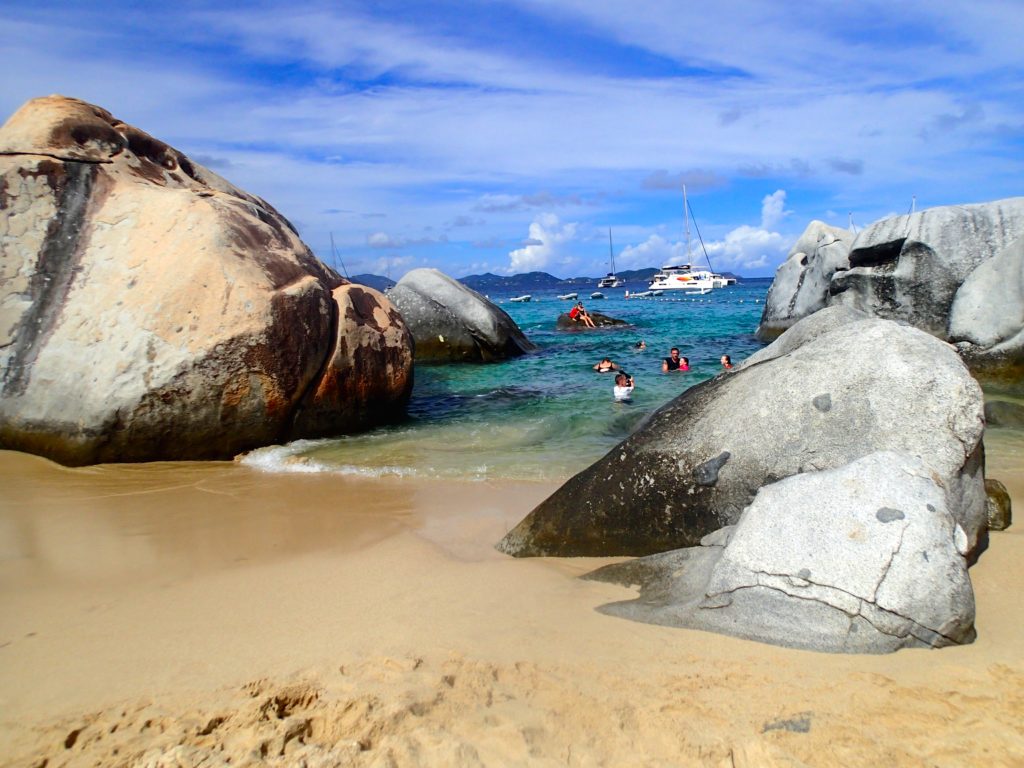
<box><xmin>647</xmin><ymin>186</ymin><xmax>727</xmax><ymax>294</ymax></box>
<box><xmin>597</xmin><ymin>229</ymin><xmax>624</xmax><ymax>289</ymax></box>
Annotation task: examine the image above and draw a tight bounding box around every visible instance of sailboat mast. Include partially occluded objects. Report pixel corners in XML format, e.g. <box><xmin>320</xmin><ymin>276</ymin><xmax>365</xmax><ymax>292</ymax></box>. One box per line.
<box><xmin>683</xmin><ymin>185</ymin><xmax>692</xmax><ymax>264</ymax></box>
<box><xmin>608</xmin><ymin>228</ymin><xmax>615</xmax><ymax>274</ymax></box>
<box><xmin>329</xmin><ymin>232</ymin><xmax>350</xmax><ymax>279</ymax></box>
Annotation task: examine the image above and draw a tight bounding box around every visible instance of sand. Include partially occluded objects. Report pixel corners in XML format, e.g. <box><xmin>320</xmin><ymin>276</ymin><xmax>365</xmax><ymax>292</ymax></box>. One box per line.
<box><xmin>1</xmin><ymin>437</ymin><xmax>1023</xmax><ymax>768</ymax></box>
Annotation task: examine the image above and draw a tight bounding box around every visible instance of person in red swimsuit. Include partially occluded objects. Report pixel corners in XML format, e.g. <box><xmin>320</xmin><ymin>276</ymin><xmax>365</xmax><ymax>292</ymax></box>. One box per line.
<box><xmin>569</xmin><ymin>302</ymin><xmax>596</xmax><ymax>328</ymax></box>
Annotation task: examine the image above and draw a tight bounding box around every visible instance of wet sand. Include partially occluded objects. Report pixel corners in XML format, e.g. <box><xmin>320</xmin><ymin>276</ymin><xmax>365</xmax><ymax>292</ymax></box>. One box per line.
<box><xmin>1</xmin><ymin>440</ymin><xmax>1023</xmax><ymax>767</ymax></box>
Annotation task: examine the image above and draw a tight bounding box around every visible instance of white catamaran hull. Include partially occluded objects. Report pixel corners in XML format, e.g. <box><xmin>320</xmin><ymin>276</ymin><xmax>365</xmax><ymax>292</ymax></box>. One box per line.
<box><xmin>648</xmin><ymin>266</ymin><xmax>716</xmax><ymax>293</ymax></box>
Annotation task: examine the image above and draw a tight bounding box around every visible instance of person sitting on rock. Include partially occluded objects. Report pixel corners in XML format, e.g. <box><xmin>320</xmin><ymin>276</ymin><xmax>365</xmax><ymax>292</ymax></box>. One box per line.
<box><xmin>593</xmin><ymin>357</ymin><xmax>619</xmax><ymax>373</ymax></box>
<box><xmin>613</xmin><ymin>372</ymin><xmax>635</xmax><ymax>402</ymax></box>
<box><xmin>662</xmin><ymin>348</ymin><xmax>688</xmax><ymax>372</ymax></box>
<box><xmin>568</xmin><ymin>301</ymin><xmax>596</xmax><ymax>328</ymax></box>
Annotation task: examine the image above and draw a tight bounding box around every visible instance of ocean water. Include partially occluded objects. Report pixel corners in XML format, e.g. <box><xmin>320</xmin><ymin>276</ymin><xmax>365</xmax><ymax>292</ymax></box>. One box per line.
<box><xmin>243</xmin><ymin>281</ymin><xmax>771</xmax><ymax>481</ymax></box>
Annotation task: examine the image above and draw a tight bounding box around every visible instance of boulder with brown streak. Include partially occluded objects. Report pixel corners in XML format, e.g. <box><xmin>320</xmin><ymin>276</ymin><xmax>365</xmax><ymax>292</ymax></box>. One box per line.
<box><xmin>0</xmin><ymin>95</ymin><xmax>412</xmax><ymax>464</ymax></box>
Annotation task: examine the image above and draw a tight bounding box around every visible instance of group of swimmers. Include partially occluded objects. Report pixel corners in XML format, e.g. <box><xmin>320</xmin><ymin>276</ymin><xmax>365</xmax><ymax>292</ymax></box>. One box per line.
<box><xmin>594</xmin><ymin>346</ymin><xmax>734</xmax><ymax>402</ymax></box>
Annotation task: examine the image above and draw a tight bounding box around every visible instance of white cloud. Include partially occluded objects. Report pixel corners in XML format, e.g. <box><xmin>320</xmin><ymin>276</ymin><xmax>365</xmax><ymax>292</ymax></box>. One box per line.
<box><xmin>705</xmin><ymin>226</ymin><xmax>788</xmax><ymax>272</ymax></box>
<box><xmin>760</xmin><ymin>189</ymin><xmax>789</xmax><ymax>229</ymax></box>
<box><xmin>367</xmin><ymin>232</ymin><xmax>448</xmax><ymax>249</ymax></box>
<box><xmin>620</xmin><ymin>200</ymin><xmax>791</xmax><ymax>275</ymax></box>
<box><xmin>507</xmin><ymin>214</ymin><xmax>578</xmax><ymax>273</ymax></box>
<box><xmin>619</xmin><ymin>235</ymin><xmax>685</xmax><ymax>269</ymax></box>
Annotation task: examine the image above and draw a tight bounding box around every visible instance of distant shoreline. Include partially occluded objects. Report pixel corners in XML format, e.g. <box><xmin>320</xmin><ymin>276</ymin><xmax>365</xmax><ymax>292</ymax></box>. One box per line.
<box><xmin>350</xmin><ymin>271</ymin><xmax>772</xmax><ymax>293</ymax></box>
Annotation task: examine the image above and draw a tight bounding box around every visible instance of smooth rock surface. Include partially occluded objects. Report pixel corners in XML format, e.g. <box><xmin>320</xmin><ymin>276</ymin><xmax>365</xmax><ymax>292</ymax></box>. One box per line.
<box><xmin>498</xmin><ymin>310</ymin><xmax>986</xmax><ymax>557</ymax></box>
<box><xmin>949</xmin><ymin>235</ymin><xmax>1024</xmax><ymax>378</ymax></box>
<box><xmin>829</xmin><ymin>198</ymin><xmax>1024</xmax><ymax>339</ymax></box>
<box><xmin>756</xmin><ymin>221</ymin><xmax>852</xmax><ymax>341</ymax></box>
<box><xmin>0</xmin><ymin>95</ymin><xmax>413</xmax><ymax>464</ymax></box>
<box><xmin>586</xmin><ymin>452</ymin><xmax>977</xmax><ymax>653</ymax></box>
<box><xmin>386</xmin><ymin>268</ymin><xmax>535</xmax><ymax>363</ymax></box>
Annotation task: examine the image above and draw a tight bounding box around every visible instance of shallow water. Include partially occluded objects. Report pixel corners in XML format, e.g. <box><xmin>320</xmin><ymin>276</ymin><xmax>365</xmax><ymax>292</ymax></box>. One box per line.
<box><xmin>243</xmin><ymin>282</ymin><xmax>771</xmax><ymax>480</ymax></box>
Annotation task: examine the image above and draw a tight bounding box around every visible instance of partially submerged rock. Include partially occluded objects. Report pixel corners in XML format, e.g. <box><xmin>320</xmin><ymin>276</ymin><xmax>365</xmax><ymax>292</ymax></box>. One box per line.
<box><xmin>387</xmin><ymin>268</ymin><xmax>535</xmax><ymax>363</ymax></box>
<box><xmin>0</xmin><ymin>95</ymin><xmax>413</xmax><ymax>465</ymax></box>
<box><xmin>497</xmin><ymin>307</ymin><xmax>986</xmax><ymax>557</ymax></box>
<box><xmin>555</xmin><ymin>311</ymin><xmax>630</xmax><ymax>330</ymax></box>
<box><xmin>585</xmin><ymin>452</ymin><xmax>977</xmax><ymax>654</ymax></box>
<box><xmin>985</xmin><ymin>478</ymin><xmax>1012</xmax><ymax>532</ymax></box>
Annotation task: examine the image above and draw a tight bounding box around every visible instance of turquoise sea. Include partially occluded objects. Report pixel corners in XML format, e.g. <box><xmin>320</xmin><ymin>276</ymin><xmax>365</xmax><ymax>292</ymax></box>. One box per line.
<box><xmin>243</xmin><ymin>281</ymin><xmax>772</xmax><ymax>481</ymax></box>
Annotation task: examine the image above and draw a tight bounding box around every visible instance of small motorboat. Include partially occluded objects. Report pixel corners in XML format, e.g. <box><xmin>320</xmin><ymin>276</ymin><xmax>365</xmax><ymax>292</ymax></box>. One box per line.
<box><xmin>590</xmin><ymin>291</ymin><xmax>605</xmax><ymax>299</ymax></box>
<box><xmin>509</xmin><ymin>294</ymin><xmax>532</xmax><ymax>302</ymax></box>
<box><xmin>557</xmin><ymin>292</ymin><xmax>578</xmax><ymax>300</ymax></box>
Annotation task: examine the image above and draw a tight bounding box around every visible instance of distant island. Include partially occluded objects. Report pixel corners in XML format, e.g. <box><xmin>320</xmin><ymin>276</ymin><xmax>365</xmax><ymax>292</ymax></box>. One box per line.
<box><xmin>351</xmin><ymin>269</ymin><xmax>758</xmax><ymax>293</ymax></box>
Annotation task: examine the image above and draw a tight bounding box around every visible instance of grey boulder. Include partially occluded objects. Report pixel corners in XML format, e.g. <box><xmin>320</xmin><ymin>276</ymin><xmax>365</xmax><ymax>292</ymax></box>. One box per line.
<box><xmin>756</xmin><ymin>221</ymin><xmax>852</xmax><ymax>341</ymax></box>
<box><xmin>948</xmin><ymin>235</ymin><xmax>1024</xmax><ymax>380</ymax></box>
<box><xmin>497</xmin><ymin>307</ymin><xmax>986</xmax><ymax>557</ymax></box>
<box><xmin>831</xmin><ymin>198</ymin><xmax>1024</xmax><ymax>338</ymax></box>
<box><xmin>387</xmin><ymin>268</ymin><xmax>535</xmax><ymax>363</ymax></box>
<box><xmin>585</xmin><ymin>452</ymin><xmax>977</xmax><ymax>654</ymax></box>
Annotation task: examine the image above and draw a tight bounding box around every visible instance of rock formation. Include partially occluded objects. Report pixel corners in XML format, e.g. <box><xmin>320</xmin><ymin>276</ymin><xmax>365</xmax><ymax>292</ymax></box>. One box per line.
<box><xmin>756</xmin><ymin>221</ymin><xmax>852</xmax><ymax>341</ymax></box>
<box><xmin>0</xmin><ymin>95</ymin><xmax>413</xmax><ymax>465</ymax></box>
<box><xmin>555</xmin><ymin>311</ymin><xmax>630</xmax><ymax>330</ymax></box>
<box><xmin>497</xmin><ymin>307</ymin><xmax>987</xmax><ymax>558</ymax></box>
<box><xmin>985</xmin><ymin>478</ymin><xmax>1012</xmax><ymax>532</ymax></box>
<box><xmin>386</xmin><ymin>268</ymin><xmax>535</xmax><ymax>363</ymax></box>
<box><xmin>948</xmin><ymin>235</ymin><xmax>1024</xmax><ymax>380</ymax></box>
<box><xmin>584</xmin><ymin>452</ymin><xmax>977</xmax><ymax>653</ymax></box>
<box><xmin>758</xmin><ymin>198</ymin><xmax>1024</xmax><ymax>379</ymax></box>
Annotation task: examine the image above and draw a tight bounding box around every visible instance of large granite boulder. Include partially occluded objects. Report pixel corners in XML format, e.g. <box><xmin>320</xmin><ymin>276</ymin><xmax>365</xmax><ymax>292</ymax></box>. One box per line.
<box><xmin>497</xmin><ymin>307</ymin><xmax>986</xmax><ymax>557</ymax></box>
<box><xmin>584</xmin><ymin>452</ymin><xmax>976</xmax><ymax>653</ymax></box>
<box><xmin>0</xmin><ymin>95</ymin><xmax>413</xmax><ymax>465</ymax></box>
<box><xmin>755</xmin><ymin>221</ymin><xmax>852</xmax><ymax>341</ymax></box>
<box><xmin>948</xmin><ymin>235</ymin><xmax>1024</xmax><ymax>380</ymax></box>
<box><xmin>755</xmin><ymin>198</ymin><xmax>1024</xmax><ymax>380</ymax></box>
<box><xmin>831</xmin><ymin>198</ymin><xmax>1024</xmax><ymax>334</ymax></box>
<box><xmin>386</xmin><ymin>268</ymin><xmax>535</xmax><ymax>363</ymax></box>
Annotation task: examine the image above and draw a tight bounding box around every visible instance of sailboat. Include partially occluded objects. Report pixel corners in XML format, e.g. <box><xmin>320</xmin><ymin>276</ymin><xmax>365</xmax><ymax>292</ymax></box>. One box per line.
<box><xmin>647</xmin><ymin>187</ymin><xmax>723</xmax><ymax>294</ymax></box>
<box><xmin>597</xmin><ymin>229</ymin><xmax>624</xmax><ymax>289</ymax></box>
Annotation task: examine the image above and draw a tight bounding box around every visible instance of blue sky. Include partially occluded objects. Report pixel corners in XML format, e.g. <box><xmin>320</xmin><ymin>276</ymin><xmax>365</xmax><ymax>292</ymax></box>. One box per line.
<box><xmin>2</xmin><ymin>1</ymin><xmax>1021</xmax><ymax>278</ymax></box>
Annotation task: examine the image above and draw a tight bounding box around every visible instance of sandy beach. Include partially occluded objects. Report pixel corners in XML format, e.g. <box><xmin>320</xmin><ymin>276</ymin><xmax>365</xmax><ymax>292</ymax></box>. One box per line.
<box><xmin>2</xmin><ymin>434</ymin><xmax>1023</xmax><ymax>767</ymax></box>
